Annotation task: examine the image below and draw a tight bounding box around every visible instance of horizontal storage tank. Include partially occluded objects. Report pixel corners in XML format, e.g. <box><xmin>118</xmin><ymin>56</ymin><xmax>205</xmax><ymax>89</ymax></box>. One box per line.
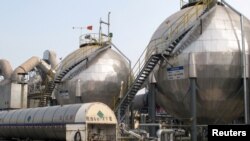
<box><xmin>148</xmin><ymin>1</ymin><xmax>250</xmax><ymax>123</ymax></box>
<box><xmin>0</xmin><ymin>102</ymin><xmax>117</xmax><ymax>141</ymax></box>
<box><xmin>53</xmin><ymin>34</ymin><xmax>130</xmax><ymax>108</ymax></box>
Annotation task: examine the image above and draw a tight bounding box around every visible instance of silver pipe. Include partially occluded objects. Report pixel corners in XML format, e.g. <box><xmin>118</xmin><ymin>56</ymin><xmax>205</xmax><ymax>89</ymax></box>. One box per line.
<box><xmin>110</xmin><ymin>42</ymin><xmax>131</xmax><ymax>67</ymax></box>
<box><xmin>191</xmin><ymin>78</ymin><xmax>197</xmax><ymax>141</ymax></box>
<box><xmin>44</xmin><ymin>50</ymin><xmax>58</xmax><ymax>69</ymax></box>
<box><xmin>11</xmin><ymin>56</ymin><xmax>54</xmax><ymax>82</ymax></box>
<box><xmin>108</xmin><ymin>12</ymin><xmax>111</xmax><ymax>35</ymax></box>
<box><xmin>189</xmin><ymin>53</ymin><xmax>197</xmax><ymax>141</ymax></box>
<box><xmin>127</xmin><ymin>130</ymin><xmax>143</xmax><ymax>140</ymax></box>
<box><xmin>221</xmin><ymin>0</ymin><xmax>249</xmax><ymax>124</ymax></box>
<box><xmin>139</xmin><ymin>123</ymin><xmax>161</xmax><ymax>127</ymax></box>
<box><xmin>241</xmin><ymin>15</ymin><xmax>249</xmax><ymax>124</ymax></box>
<box><xmin>0</xmin><ymin>59</ymin><xmax>13</xmax><ymax>79</ymax></box>
<box><xmin>157</xmin><ymin>129</ymin><xmax>174</xmax><ymax>141</ymax></box>
<box><xmin>120</xmin><ymin>124</ymin><xmax>144</xmax><ymax>140</ymax></box>
<box><xmin>221</xmin><ymin>0</ymin><xmax>244</xmax><ymax>16</ymax></box>
<box><xmin>110</xmin><ymin>42</ymin><xmax>131</xmax><ymax>86</ymax></box>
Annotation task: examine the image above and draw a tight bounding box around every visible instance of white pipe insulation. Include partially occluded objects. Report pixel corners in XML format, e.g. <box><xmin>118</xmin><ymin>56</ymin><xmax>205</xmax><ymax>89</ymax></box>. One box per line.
<box><xmin>0</xmin><ymin>59</ymin><xmax>13</xmax><ymax>79</ymax></box>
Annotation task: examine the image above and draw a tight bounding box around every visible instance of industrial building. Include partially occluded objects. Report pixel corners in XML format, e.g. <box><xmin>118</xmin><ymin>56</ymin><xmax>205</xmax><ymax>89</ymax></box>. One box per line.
<box><xmin>0</xmin><ymin>0</ymin><xmax>250</xmax><ymax>140</ymax></box>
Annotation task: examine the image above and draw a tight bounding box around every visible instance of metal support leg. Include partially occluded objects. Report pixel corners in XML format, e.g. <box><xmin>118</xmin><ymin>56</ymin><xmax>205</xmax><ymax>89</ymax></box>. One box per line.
<box><xmin>245</xmin><ymin>78</ymin><xmax>249</xmax><ymax>124</ymax></box>
<box><xmin>191</xmin><ymin>78</ymin><xmax>197</xmax><ymax>141</ymax></box>
<box><xmin>148</xmin><ymin>83</ymin><xmax>156</xmax><ymax>137</ymax></box>
<box><xmin>21</xmin><ymin>84</ymin><xmax>24</xmax><ymax>108</ymax></box>
<box><xmin>130</xmin><ymin>103</ymin><xmax>135</xmax><ymax>129</ymax></box>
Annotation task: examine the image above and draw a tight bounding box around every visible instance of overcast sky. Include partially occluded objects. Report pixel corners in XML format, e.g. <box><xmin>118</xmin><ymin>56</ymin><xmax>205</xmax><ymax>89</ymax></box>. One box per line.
<box><xmin>0</xmin><ymin>0</ymin><xmax>250</xmax><ymax>69</ymax></box>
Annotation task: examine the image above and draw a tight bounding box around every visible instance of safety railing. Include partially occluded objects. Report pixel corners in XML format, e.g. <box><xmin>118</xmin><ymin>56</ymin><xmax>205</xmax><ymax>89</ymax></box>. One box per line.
<box><xmin>59</xmin><ymin>33</ymin><xmax>110</xmax><ymax>73</ymax></box>
<box><xmin>160</xmin><ymin>0</ymin><xmax>213</xmax><ymax>51</ymax></box>
<box><xmin>79</xmin><ymin>33</ymin><xmax>110</xmax><ymax>46</ymax></box>
<box><xmin>126</xmin><ymin>0</ymin><xmax>213</xmax><ymax>90</ymax></box>
<box><xmin>59</xmin><ymin>45</ymin><xmax>100</xmax><ymax>73</ymax></box>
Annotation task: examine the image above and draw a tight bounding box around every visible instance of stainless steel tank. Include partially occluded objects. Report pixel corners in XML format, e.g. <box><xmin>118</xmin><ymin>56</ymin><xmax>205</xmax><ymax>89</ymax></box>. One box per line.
<box><xmin>149</xmin><ymin>4</ymin><xmax>250</xmax><ymax>123</ymax></box>
<box><xmin>54</xmin><ymin>39</ymin><xmax>130</xmax><ymax>108</ymax></box>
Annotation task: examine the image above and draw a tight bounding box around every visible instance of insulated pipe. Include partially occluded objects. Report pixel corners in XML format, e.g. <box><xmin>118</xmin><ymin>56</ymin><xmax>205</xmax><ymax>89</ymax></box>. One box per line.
<box><xmin>43</xmin><ymin>50</ymin><xmax>58</xmax><ymax>69</ymax></box>
<box><xmin>120</xmin><ymin>123</ymin><xmax>144</xmax><ymax>140</ymax></box>
<box><xmin>11</xmin><ymin>56</ymin><xmax>54</xmax><ymax>82</ymax></box>
<box><xmin>0</xmin><ymin>59</ymin><xmax>13</xmax><ymax>79</ymax></box>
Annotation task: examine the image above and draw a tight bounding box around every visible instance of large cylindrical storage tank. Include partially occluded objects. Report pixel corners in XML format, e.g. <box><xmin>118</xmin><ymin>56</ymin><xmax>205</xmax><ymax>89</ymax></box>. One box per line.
<box><xmin>0</xmin><ymin>102</ymin><xmax>117</xmax><ymax>140</ymax></box>
<box><xmin>54</xmin><ymin>41</ymin><xmax>130</xmax><ymax>108</ymax></box>
<box><xmin>148</xmin><ymin>2</ymin><xmax>250</xmax><ymax>123</ymax></box>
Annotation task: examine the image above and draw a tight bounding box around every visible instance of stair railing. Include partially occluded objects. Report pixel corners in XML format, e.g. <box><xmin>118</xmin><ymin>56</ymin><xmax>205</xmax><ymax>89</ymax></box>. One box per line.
<box><xmin>158</xmin><ymin>0</ymin><xmax>214</xmax><ymax>53</ymax></box>
<box><xmin>115</xmin><ymin>0</ymin><xmax>215</xmax><ymax>119</ymax></box>
<box><xmin>125</xmin><ymin>0</ymin><xmax>213</xmax><ymax>91</ymax></box>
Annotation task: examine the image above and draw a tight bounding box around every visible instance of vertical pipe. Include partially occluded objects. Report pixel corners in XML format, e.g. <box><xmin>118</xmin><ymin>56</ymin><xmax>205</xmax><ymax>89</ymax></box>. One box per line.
<box><xmin>117</xmin><ymin>109</ymin><xmax>121</xmax><ymax>123</ymax></box>
<box><xmin>241</xmin><ymin>15</ymin><xmax>249</xmax><ymax>124</ymax></box>
<box><xmin>140</xmin><ymin>114</ymin><xmax>146</xmax><ymax>131</ymax></box>
<box><xmin>99</xmin><ymin>18</ymin><xmax>102</xmax><ymax>43</ymax></box>
<box><xmin>148</xmin><ymin>83</ymin><xmax>156</xmax><ymax>137</ymax></box>
<box><xmin>191</xmin><ymin>78</ymin><xmax>197</xmax><ymax>141</ymax></box>
<box><xmin>108</xmin><ymin>12</ymin><xmax>111</xmax><ymax>35</ymax></box>
<box><xmin>189</xmin><ymin>53</ymin><xmax>197</xmax><ymax>141</ymax></box>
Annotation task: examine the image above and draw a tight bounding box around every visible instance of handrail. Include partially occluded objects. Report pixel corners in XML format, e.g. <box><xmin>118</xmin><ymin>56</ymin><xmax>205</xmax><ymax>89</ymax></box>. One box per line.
<box><xmin>57</xmin><ymin>33</ymin><xmax>110</xmax><ymax>76</ymax></box>
<box><xmin>57</xmin><ymin>45</ymin><xmax>101</xmax><ymax>78</ymax></box>
<box><xmin>163</xmin><ymin>0</ymin><xmax>213</xmax><ymax>45</ymax></box>
<box><xmin>79</xmin><ymin>33</ymin><xmax>110</xmax><ymax>46</ymax></box>
<box><xmin>125</xmin><ymin>0</ymin><xmax>213</xmax><ymax>91</ymax></box>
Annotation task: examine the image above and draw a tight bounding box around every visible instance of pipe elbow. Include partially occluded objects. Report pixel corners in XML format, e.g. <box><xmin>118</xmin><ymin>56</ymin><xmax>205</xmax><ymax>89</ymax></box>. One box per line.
<box><xmin>0</xmin><ymin>59</ymin><xmax>13</xmax><ymax>79</ymax></box>
<box><xmin>11</xmin><ymin>56</ymin><xmax>54</xmax><ymax>82</ymax></box>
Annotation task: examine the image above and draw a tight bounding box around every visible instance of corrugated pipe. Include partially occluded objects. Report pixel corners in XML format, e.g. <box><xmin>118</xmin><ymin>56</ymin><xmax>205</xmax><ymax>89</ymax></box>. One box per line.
<box><xmin>0</xmin><ymin>59</ymin><xmax>13</xmax><ymax>79</ymax></box>
<box><xmin>11</xmin><ymin>56</ymin><xmax>54</xmax><ymax>82</ymax></box>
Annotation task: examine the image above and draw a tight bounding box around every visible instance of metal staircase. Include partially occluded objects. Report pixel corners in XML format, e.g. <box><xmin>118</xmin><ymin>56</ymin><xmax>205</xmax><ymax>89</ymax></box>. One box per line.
<box><xmin>115</xmin><ymin>0</ymin><xmax>216</xmax><ymax>121</ymax></box>
<box><xmin>54</xmin><ymin>44</ymin><xmax>111</xmax><ymax>83</ymax></box>
<box><xmin>41</xmin><ymin>43</ymin><xmax>111</xmax><ymax>104</ymax></box>
<box><xmin>39</xmin><ymin>80</ymin><xmax>54</xmax><ymax>106</ymax></box>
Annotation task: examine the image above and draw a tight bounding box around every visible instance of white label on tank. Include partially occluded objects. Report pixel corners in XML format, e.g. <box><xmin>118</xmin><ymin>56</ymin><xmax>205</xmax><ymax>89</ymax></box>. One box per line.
<box><xmin>59</xmin><ymin>91</ymin><xmax>70</xmax><ymax>99</ymax></box>
<box><xmin>167</xmin><ymin>66</ymin><xmax>184</xmax><ymax>80</ymax></box>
